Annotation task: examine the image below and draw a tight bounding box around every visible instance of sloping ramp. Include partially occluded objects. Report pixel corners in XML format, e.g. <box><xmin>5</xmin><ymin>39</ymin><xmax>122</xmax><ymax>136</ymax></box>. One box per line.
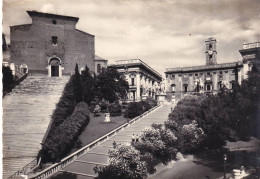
<box><xmin>3</xmin><ymin>76</ymin><xmax>69</xmax><ymax>179</ymax></box>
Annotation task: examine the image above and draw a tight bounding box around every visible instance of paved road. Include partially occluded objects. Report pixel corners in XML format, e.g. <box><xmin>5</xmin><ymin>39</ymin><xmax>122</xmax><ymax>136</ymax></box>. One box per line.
<box><xmin>50</xmin><ymin>105</ymin><xmax>173</xmax><ymax>179</ymax></box>
<box><xmin>3</xmin><ymin>76</ymin><xmax>69</xmax><ymax>179</ymax></box>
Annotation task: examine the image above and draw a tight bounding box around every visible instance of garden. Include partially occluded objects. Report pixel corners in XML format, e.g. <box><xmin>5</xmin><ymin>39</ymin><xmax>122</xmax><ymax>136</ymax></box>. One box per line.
<box><xmin>38</xmin><ymin>64</ymin><xmax>158</xmax><ymax>166</ymax></box>
<box><xmin>94</xmin><ymin>66</ymin><xmax>260</xmax><ymax>178</ymax></box>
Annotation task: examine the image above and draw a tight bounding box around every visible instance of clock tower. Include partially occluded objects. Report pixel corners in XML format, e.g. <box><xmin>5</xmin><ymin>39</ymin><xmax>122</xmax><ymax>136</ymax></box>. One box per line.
<box><xmin>205</xmin><ymin>37</ymin><xmax>217</xmax><ymax>65</ymax></box>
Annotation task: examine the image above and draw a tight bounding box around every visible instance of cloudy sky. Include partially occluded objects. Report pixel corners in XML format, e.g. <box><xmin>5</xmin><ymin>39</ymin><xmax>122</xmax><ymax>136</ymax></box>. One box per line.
<box><xmin>2</xmin><ymin>0</ymin><xmax>260</xmax><ymax>75</ymax></box>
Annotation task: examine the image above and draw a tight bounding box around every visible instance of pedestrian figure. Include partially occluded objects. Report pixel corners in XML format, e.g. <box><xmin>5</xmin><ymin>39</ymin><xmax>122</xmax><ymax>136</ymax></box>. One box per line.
<box><xmin>132</xmin><ymin>134</ymin><xmax>135</xmax><ymax>143</ymax></box>
<box><xmin>135</xmin><ymin>134</ymin><xmax>139</xmax><ymax>143</ymax></box>
<box><xmin>112</xmin><ymin>141</ymin><xmax>117</xmax><ymax>149</ymax></box>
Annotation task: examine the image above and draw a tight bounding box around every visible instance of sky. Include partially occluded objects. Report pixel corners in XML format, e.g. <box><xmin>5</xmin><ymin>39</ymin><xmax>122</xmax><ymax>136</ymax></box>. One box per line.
<box><xmin>2</xmin><ymin>0</ymin><xmax>260</xmax><ymax>75</ymax></box>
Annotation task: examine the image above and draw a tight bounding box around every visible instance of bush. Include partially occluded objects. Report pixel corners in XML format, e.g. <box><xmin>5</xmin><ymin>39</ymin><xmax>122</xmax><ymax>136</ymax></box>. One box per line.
<box><xmin>47</xmin><ymin>77</ymin><xmax>76</xmax><ymax>137</ymax></box>
<box><xmin>95</xmin><ymin>145</ymin><xmax>148</xmax><ymax>179</ymax></box>
<box><xmin>40</xmin><ymin>102</ymin><xmax>90</xmax><ymax>163</ymax></box>
<box><xmin>100</xmin><ymin>100</ymin><xmax>109</xmax><ymax>112</ymax></box>
<box><xmin>124</xmin><ymin>101</ymin><xmax>144</xmax><ymax>118</ymax></box>
<box><xmin>177</xmin><ymin>120</ymin><xmax>206</xmax><ymax>154</ymax></box>
<box><xmin>108</xmin><ymin>103</ymin><xmax>122</xmax><ymax>116</ymax></box>
<box><xmin>133</xmin><ymin>125</ymin><xmax>178</xmax><ymax>165</ymax></box>
<box><xmin>145</xmin><ymin>97</ymin><xmax>157</xmax><ymax>108</ymax></box>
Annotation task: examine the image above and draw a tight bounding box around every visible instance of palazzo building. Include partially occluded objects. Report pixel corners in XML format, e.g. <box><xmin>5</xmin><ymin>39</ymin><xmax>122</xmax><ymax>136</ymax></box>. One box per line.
<box><xmin>108</xmin><ymin>59</ymin><xmax>162</xmax><ymax>102</ymax></box>
<box><xmin>165</xmin><ymin>38</ymin><xmax>260</xmax><ymax>102</ymax></box>
<box><xmin>10</xmin><ymin>11</ymin><xmax>95</xmax><ymax>77</ymax></box>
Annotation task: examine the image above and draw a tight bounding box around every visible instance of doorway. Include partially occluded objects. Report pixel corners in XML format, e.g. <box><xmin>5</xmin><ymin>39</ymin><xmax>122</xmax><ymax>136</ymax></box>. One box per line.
<box><xmin>49</xmin><ymin>58</ymin><xmax>61</xmax><ymax>77</ymax></box>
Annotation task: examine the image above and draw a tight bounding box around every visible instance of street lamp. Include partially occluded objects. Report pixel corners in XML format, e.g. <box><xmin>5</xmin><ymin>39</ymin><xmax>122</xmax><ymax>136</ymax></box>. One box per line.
<box><xmin>223</xmin><ymin>153</ymin><xmax>227</xmax><ymax>179</ymax></box>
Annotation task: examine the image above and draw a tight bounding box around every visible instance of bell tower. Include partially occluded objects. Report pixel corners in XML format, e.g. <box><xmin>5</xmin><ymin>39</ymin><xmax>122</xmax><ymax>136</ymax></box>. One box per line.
<box><xmin>205</xmin><ymin>37</ymin><xmax>217</xmax><ymax>65</ymax></box>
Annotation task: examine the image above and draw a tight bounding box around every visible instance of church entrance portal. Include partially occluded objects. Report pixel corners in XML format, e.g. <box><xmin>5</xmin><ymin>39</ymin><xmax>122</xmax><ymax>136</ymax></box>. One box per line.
<box><xmin>49</xmin><ymin>58</ymin><xmax>61</xmax><ymax>77</ymax></box>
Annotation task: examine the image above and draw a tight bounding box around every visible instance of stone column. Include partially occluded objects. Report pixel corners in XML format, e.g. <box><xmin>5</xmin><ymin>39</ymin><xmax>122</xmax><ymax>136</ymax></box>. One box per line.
<box><xmin>238</xmin><ymin>69</ymin><xmax>242</xmax><ymax>85</ymax></box>
<box><xmin>47</xmin><ymin>66</ymin><xmax>51</xmax><ymax>77</ymax></box>
<box><xmin>136</xmin><ymin>73</ymin><xmax>141</xmax><ymax>101</ymax></box>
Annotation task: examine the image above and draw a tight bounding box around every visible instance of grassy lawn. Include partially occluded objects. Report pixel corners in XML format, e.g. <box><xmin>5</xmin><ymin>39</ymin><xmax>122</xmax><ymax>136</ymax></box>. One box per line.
<box><xmin>70</xmin><ymin>112</ymin><xmax>128</xmax><ymax>153</ymax></box>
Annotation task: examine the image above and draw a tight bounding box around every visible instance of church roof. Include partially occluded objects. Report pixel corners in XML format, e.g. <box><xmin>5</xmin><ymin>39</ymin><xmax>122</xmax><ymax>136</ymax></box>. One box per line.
<box><xmin>165</xmin><ymin>61</ymin><xmax>243</xmax><ymax>74</ymax></box>
<box><xmin>27</xmin><ymin>10</ymin><xmax>79</xmax><ymax>22</ymax></box>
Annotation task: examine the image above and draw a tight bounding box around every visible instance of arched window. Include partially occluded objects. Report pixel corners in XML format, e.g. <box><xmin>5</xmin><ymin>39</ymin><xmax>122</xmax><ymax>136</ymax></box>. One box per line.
<box><xmin>97</xmin><ymin>64</ymin><xmax>101</xmax><ymax>73</ymax></box>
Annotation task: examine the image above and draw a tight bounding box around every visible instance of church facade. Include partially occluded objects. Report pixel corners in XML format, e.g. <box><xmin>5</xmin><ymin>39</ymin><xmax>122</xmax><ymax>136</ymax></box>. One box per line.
<box><xmin>108</xmin><ymin>59</ymin><xmax>162</xmax><ymax>102</ymax></box>
<box><xmin>165</xmin><ymin>38</ymin><xmax>260</xmax><ymax>102</ymax></box>
<box><xmin>10</xmin><ymin>11</ymin><xmax>95</xmax><ymax>77</ymax></box>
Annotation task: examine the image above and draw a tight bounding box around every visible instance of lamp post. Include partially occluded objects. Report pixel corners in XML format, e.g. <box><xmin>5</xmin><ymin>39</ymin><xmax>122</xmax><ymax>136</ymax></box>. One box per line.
<box><xmin>223</xmin><ymin>153</ymin><xmax>227</xmax><ymax>179</ymax></box>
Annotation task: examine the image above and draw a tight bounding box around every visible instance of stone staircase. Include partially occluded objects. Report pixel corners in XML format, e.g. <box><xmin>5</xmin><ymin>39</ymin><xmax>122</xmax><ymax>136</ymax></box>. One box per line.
<box><xmin>2</xmin><ymin>76</ymin><xmax>69</xmax><ymax>179</ymax></box>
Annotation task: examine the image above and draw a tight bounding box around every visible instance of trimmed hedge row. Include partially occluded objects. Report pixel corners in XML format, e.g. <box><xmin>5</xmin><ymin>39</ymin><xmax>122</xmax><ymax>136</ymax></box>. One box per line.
<box><xmin>46</xmin><ymin>77</ymin><xmax>76</xmax><ymax>139</ymax></box>
<box><xmin>124</xmin><ymin>97</ymin><xmax>157</xmax><ymax>118</ymax></box>
<box><xmin>40</xmin><ymin>102</ymin><xmax>90</xmax><ymax>163</ymax></box>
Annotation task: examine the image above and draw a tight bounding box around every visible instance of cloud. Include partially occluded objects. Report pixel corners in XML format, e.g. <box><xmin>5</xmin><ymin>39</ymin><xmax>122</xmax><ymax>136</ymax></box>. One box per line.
<box><xmin>2</xmin><ymin>0</ymin><xmax>260</xmax><ymax>74</ymax></box>
<box><xmin>40</xmin><ymin>3</ymin><xmax>55</xmax><ymax>13</ymax></box>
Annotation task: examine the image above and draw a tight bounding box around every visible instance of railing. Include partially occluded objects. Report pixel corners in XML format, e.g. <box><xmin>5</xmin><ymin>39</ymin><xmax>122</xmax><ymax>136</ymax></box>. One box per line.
<box><xmin>28</xmin><ymin>105</ymin><xmax>161</xmax><ymax>179</ymax></box>
<box><xmin>243</xmin><ymin>42</ymin><xmax>260</xmax><ymax>49</ymax></box>
<box><xmin>7</xmin><ymin>158</ymin><xmax>37</xmax><ymax>179</ymax></box>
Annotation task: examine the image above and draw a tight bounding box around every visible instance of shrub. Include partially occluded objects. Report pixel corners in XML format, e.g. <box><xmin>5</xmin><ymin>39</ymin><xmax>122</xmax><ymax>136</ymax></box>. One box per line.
<box><xmin>145</xmin><ymin>97</ymin><xmax>157</xmax><ymax>108</ymax></box>
<box><xmin>133</xmin><ymin>125</ymin><xmax>178</xmax><ymax>165</ymax></box>
<box><xmin>47</xmin><ymin>77</ymin><xmax>76</xmax><ymax>136</ymax></box>
<box><xmin>95</xmin><ymin>145</ymin><xmax>148</xmax><ymax>179</ymax></box>
<box><xmin>124</xmin><ymin>101</ymin><xmax>144</xmax><ymax>118</ymax></box>
<box><xmin>40</xmin><ymin>102</ymin><xmax>90</xmax><ymax>163</ymax></box>
<box><xmin>108</xmin><ymin>103</ymin><xmax>122</xmax><ymax>116</ymax></box>
<box><xmin>100</xmin><ymin>100</ymin><xmax>109</xmax><ymax>112</ymax></box>
<box><xmin>177</xmin><ymin>120</ymin><xmax>206</xmax><ymax>154</ymax></box>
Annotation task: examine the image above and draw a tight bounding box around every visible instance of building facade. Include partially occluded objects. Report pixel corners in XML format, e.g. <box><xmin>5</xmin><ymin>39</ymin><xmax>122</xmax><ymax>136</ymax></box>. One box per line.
<box><xmin>94</xmin><ymin>55</ymin><xmax>108</xmax><ymax>75</ymax></box>
<box><xmin>108</xmin><ymin>59</ymin><xmax>162</xmax><ymax>102</ymax></box>
<box><xmin>10</xmin><ymin>11</ymin><xmax>95</xmax><ymax>77</ymax></box>
<box><xmin>165</xmin><ymin>38</ymin><xmax>259</xmax><ymax>102</ymax></box>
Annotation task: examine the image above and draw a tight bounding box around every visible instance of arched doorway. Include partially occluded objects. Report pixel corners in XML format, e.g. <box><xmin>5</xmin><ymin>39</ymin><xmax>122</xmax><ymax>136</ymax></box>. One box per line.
<box><xmin>20</xmin><ymin>64</ymin><xmax>28</xmax><ymax>74</ymax></box>
<box><xmin>48</xmin><ymin>57</ymin><xmax>61</xmax><ymax>77</ymax></box>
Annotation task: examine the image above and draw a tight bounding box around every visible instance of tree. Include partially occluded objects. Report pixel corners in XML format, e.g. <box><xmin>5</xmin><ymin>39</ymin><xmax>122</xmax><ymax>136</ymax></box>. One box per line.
<box><xmin>72</xmin><ymin>63</ymin><xmax>83</xmax><ymax>104</ymax></box>
<box><xmin>81</xmin><ymin>65</ymin><xmax>95</xmax><ymax>105</ymax></box>
<box><xmin>96</xmin><ymin>68</ymin><xmax>129</xmax><ymax>103</ymax></box>
<box><xmin>95</xmin><ymin>145</ymin><xmax>148</xmax><ymax>179</ymax></box>
<box><xmin>2</xmin><ymin>65</ymin><xmax>13</xmax><ymax>88</ymax></box>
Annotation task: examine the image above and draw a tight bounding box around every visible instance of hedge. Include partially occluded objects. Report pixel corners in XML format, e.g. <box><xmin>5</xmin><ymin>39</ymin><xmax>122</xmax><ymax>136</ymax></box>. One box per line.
<box><xmin>124</xmin><ymin>98</ymin><xmax>157</xmax><ymax>118</ymax></box>
<box><xmin>40</xmin><ymin>102</ymin><xmax>90</xmax><ymax>163</ymax></box>
<box><xmin>46</xmin><ymin>77</ymin><xmax>76</xmax><ymax>138</ymax></box>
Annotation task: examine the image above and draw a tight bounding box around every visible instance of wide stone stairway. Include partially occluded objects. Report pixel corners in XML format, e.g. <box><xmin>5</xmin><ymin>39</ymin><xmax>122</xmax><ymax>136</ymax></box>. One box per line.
<box><xmin>50</xmin><ymin>105</ymin><xmax>173</xmax><ymax>179</ymax></box>
<box><xmin>2</xmin><ymin>76</ymin><xmax>69</xmax><ymax>179</ymax></box>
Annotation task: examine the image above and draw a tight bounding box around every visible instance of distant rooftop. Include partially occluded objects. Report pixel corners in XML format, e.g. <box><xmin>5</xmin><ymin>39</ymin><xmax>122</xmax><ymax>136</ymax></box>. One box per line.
<box><xmin>166</xmin><ymin>61</ymin><xmax>243</xmax><ymax>73</ymax></box>
<box><xmin>242</xmin><ymin>42</ymin><xmax>260</xmax><ymax>50</ymax></box>
<box><xmin>95</xmin><ymin>55</ymin><xmax>108</xmax><ymax>61</ymax></box>
<box><xmin>27</xmin><ymin>10</ymin><xmax>79</xmax><ymax>22</ymax></box>
<box><xmin>109</xmin><ymin>59</ymin><xmax>162</xmax><ymax>80</ymax></box>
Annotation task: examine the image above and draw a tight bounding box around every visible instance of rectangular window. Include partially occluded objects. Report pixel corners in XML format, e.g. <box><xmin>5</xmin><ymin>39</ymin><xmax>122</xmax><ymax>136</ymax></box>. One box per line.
<box><xmin>207</xmin><ymin>72</ymin><xmax>211</xmax><ymax>75</ymax></box>
<box><xmin>195</xmin><ymin>73</ymin><xmax>198</xmax><ymax>76</ymax></box>
<box><xmin>52</xmin><ymin>36</ymin><xmax>58</xmax><ymax>45</ymax></box>
<box><xmin>131</xmin><ymin>78</ymin><xmax>135</xmax><ymax>86</ymax></box>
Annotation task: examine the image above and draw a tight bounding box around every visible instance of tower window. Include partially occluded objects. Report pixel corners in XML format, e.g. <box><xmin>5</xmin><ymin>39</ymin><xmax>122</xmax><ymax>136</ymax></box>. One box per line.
<box><xmin>52</xmin><ymin>36</ymin><xmax>58</xmax><ymax>45</ymax></box>
<box><xmin>209</xmin><ymin>44</ymin><xmax>212</xmax><ymax>50</ymax></box>
<box><xmin>52</xmin><ymin>20</ymin><xmax>57</xmax><ymax>24</ymax></box>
